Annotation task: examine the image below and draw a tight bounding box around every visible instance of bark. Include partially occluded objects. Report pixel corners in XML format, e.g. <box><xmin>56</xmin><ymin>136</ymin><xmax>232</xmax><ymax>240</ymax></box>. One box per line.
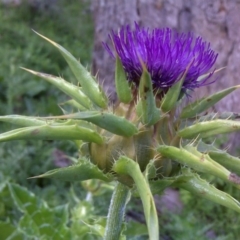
<box><xmin>92</xmin><ymin>0</ymin><xmax>240</xmax><ymax>150</ymax></box>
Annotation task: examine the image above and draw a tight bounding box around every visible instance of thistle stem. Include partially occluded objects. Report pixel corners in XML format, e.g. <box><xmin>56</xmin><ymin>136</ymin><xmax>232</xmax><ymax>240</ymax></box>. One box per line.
<box><xmin>104</xmin><ymin>182</ymin><xmax>130</xmax><ymax>240</ymax></box>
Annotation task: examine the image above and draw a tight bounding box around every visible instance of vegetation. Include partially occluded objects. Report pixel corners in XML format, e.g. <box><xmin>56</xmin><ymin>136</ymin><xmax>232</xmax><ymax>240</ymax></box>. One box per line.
<box><xmin>1</xmin><ymin>1</ymin><xmax>240</xmax><ymax>239</ymax></box>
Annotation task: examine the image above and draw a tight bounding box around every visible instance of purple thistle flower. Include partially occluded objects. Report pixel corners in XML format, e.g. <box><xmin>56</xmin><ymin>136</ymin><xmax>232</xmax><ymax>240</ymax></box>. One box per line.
<box><xmin>104</xmin><ymin>23</ymin><xmax>218</xmax><ymax>93</ymax></box>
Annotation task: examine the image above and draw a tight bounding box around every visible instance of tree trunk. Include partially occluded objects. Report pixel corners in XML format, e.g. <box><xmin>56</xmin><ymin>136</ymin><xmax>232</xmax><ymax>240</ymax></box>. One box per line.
<box><xmin>91</xmin><ymin>0</ymin><xmax>240</xmax><ymax>150</ymax></box>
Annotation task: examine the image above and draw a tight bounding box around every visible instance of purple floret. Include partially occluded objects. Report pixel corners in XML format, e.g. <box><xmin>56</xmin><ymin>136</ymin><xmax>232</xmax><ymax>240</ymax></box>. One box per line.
<box><xmin>103</xmin><ymin>23</ymin><xmax>218</xmax><ymax>93</ymax></box>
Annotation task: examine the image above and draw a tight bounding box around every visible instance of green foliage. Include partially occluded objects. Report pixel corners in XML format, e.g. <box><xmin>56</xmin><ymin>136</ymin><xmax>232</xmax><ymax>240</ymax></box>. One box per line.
<box><xmin>0</xmin><ymin>2</ymin><xmax>106</xmax><ymax>239</ymax></box>
<box><xmin>1</xmin><ymin>1</ymin><xmax>240</xmax><ymax>239</ymax></box>
<box><xmin>0</xmin><ymin>0</ymin><xmax>93</xmax><ymax>115</ymax></box>
<box><xmin>0</xmin><ymin>0</ymin><xmax>93</xmax><ymax>184</ymax></box>
<box><xmin>0</xmin><ymin>180</ymin><xmax>114</xmax><ymax>240</ymax></box>
<box><xmin>173</xmin><ymin>186</ymin><xmax>240</xmax><ymax>239</ymax></box>
<box><xmin>0</xmin><ymin>181</ymin><xmax>70</xmax><ymax>239</ymax></box>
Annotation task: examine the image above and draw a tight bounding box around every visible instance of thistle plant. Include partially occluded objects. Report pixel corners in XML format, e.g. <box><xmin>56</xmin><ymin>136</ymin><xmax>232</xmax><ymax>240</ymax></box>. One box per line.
<box><xmin>1</xmin><ymin>24</ymin><xmax>240</xmax><ymax>240</ymax></box>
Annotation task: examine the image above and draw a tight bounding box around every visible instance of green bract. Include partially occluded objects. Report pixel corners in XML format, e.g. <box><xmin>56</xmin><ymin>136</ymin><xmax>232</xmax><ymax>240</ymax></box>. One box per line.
<box><xmin>1</xmin><ymin>32</ymin><xmax>240</xmax><ymax>239</ymax></box>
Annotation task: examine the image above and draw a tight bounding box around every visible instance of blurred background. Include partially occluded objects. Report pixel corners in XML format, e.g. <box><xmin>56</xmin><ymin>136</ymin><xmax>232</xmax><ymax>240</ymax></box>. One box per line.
<box><xmin>1</xmin><ymin>0</ymin><xmax>240</xmax><ymax>239</ymax></box>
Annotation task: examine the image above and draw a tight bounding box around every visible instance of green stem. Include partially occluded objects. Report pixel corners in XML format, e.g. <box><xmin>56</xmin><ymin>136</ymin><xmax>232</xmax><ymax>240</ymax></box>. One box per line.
<box><xmin>104</xmin><ymin>182</ymin><xmax>130</xmax><ymax>240</ymax></box>
<box><xmin>113</xmin><ymin>157</ymin><xmax>159</xmax><ymax>240</ymax></box>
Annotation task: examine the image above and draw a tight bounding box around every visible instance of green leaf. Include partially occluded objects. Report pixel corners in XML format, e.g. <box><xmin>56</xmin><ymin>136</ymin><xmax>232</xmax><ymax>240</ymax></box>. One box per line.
<box><xmin>196</xmin><ymin>140</ymin><xmax>240</xmax><ymax>176</ymax></box>
<box><xmin>157</xmin><ymin>145</ymin><xmax>240</xmax><ymax>188</ymax></box>
<box><xmin>155</xmin><ymin>114</ymin><xmax>173</xmax><ymax>145</ymax></box>
<box><xmin>138</xmin><ymin>68</ymin><xmax>161</xmax><ymax>126</ymax></box>
<box><xmin>0</xmin><ymin>124</ymin><xmax>103</xmax><ymax>144</ymax></box>
<box><xmin>82</xmin><ymin>221</ymin><xmax>105</xmax><ymax>238</ymax></box>
<box><xmin>196</xmin><ymin>67</ymin><xmax>225</xmax><ymax>82</ymax></box>
<box><xmin>0</xmin><ymin>221</ymin><xmax>24</xmax><ymax>240</ymax></box>
<box><xmin>54</xmin><ymin>204</ymin><xmax>69</xmax><ymax>225</ymax></box>
<box><xmin>0</xmin><ymin>115</ymin><xmax>96</xmax><ymax>131</ymax></box>
<box><xmin>124</xmin><ymin>221</ymin><xmax>148</xmax><ymax>237</ymax></box>
<box><xmin>7</xmin><ymin>183</ymin><xmax>70</xmax><ymax>239</ymax></box>
<box><xmin>177</xmin><ymin>170</ymin><xmax>240</xmax><ymax>213</ymax></box>
<box><xmin>178</xmin><ymin>119</ymin><xmax>240</xmax><ymax>139</ymax></box>
<box><xmin>33</xmin><ymin>31</ymin><xmax>107</xmax><ymax>108</ymax></box>
<box><xmin>46</xmin><ymin>111</ymin><xmax>138</xmax><ymax>137</ymax></box>
<box><xmin>180</xmin><ymin>85</ymin><xmax>240</xmax><ymax>119</ymax></box>
<box><xmin>29</xmin><ymin>158</ymin><xmax>111</xmax><ymax>182</ymax></box>
<box><xmin>0</xmin><ymin>115</ymin><xmax>46</xmax><ymax>127</ymax></box>
<box><xmin>150</xmin><ymin>169</ymin><xmax>240</xmax><ymax>213</ymax></box>
<box><xmin>115</xmin><ymin>55</ymin><xmax>132</xmax><ymax>103</ymax></box>
<box><xmin>209</xmin><ymin>151</ymin><xmax>240</xmax><ymax>176</ymax></box>
<box><xmin>18</xmin><ymin>214</ymin><xmax>40</xmax><ymax>237</ymax></box>
<box><xmin>60</xmin><ymin>99</ymin><xmax>87</xmax><ymax>111</ymax></box>
<box><xmin>21</xmin><ymin>68</ymin><xmax>92</xmax><ymax>109</ymax></box>
<box><xmin>196</xmin><ymin>140</ymin><xmax>219</xmax><ymax>152</ymax></box>
<box><xmin>113</xmin><ymin>157</ymin><xmax>159</xmax><ymax>240</ymax></box>
<box><xmin>149</xmin><ymin>179</ymin><xmax>175</xmax><ymax>195</ymax></box>
<box><xmin>161</xmin><ymin>61</ymin><xmax>192</xmax><ymax>112</ymax></box>
<box><xmin>8</xmin><ymin>183</ymin><xmax>42</xmax><ymax>216</ymax></box>
<box><xmin>198</xmin><ymin>112</ymin><xmax>240</xmax><ymax>121</ymax></box>
<box><xmin>71</xmin><ymin>201</ymin><xmax>102</xmax><ymax>239</ymax></box>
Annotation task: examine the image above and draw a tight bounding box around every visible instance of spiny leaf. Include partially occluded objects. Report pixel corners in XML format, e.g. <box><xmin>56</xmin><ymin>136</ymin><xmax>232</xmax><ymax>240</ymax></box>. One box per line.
<box><xmin>150</xmin><ymin>169</ymin><xmax>240</xmax><ymax>213</ymax></box>
<box><xmin>155</xmin><ymin>114</ymin><xmax>173</xmax><ymax>145</ymax></box>
<box><xmin>0</xmin><ymin>115</ymin><xmax>46</xmax><ymax>127</ymax></box>
<box><xmin>45</xmin><ymin>111</ymin><xmax>138</xmax><ymax>137</ymax></box>
<box><xmin>198</xmin><ymin>112</ymin><xmax>240</xmax><ymax>122</ymax></box>
<box><xmin>59</xmin><ymin>99</ymin><xmax>87</xmax><ymax>111</ymax></box>
<box><xmin>161</xmin><ymin>62</ymin><xmax>191</xmax><ymax>112</ymax></box>
<box><xmin>177</xmin><ymin>170</ymin><xmax>240</xmax><ymax>213</ymax></box>
<box><xmin>138</xmin><ymin>68</ymin><xmax>160</xmax><ymax>126</ymax></box>
<box><xmin>157</xmin><ymin>145</ymin><xmax>240</xmax><ymax>189</ymax></box>
<box><xmin>196</xmin><ymin>67</ymin><xmax>225</xmax><ymax>82</ymax></box>
<box><xmin>21</xmin><ymin>68</ymin><xmax>92</xmax><ymax>109</ymax></box>
<box><xmin>209</xmin><ymin>151</ymin><xmax>240</xmax><ymax>176</ymax></box>
<box><xmin>115</xmin><ymin>55</ymin><xmax>132</xmax><ymax>103</ymax></box>
<box><xmin>178</xmin><ymin>119</ymin><xmax>240</xmax><ymax>139</ymax></box>
<box><xmin>0</xmin><ymin>115</ymin><xmax>96</xmax><ymax>131</ymax></box>
<box><xmin>196</xmin><ymin>140</ymin><xmax>219</xmax><ymax>152</ymax></box>
<box><xmin>33</xmin><ymin>31</ymin><xmax>107</xmax><ymax>108</ymax></box>
<box><xmin>180</xmin><ymin>85</ymin><xmax>240</xmax><ymax>119</ymax></box>
<box><xmin>193</xmin><ymin>140</ymin><xmax>240</xmax><ymax>176</ymax></box>
<box><xmin>29</xmin><ymin>158</ymin><xmax>111</xmax><ymax>182</ymax></box>
<box><xmin>0</xmin><ymin>125</ymin><xmax>103</xmax><ymax>144</ymax></box>
<box><xmin>113</xmin><ymin>157</ymin><xmax>159</xmax><ymax>240</ymax></box>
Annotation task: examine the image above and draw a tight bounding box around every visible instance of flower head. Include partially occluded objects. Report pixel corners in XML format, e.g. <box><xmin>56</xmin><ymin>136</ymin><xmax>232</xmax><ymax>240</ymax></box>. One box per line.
<box><xmin>104</xmin><ymin>23</ymin><xmax>218</xmax><ymax>93</ymax></box>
